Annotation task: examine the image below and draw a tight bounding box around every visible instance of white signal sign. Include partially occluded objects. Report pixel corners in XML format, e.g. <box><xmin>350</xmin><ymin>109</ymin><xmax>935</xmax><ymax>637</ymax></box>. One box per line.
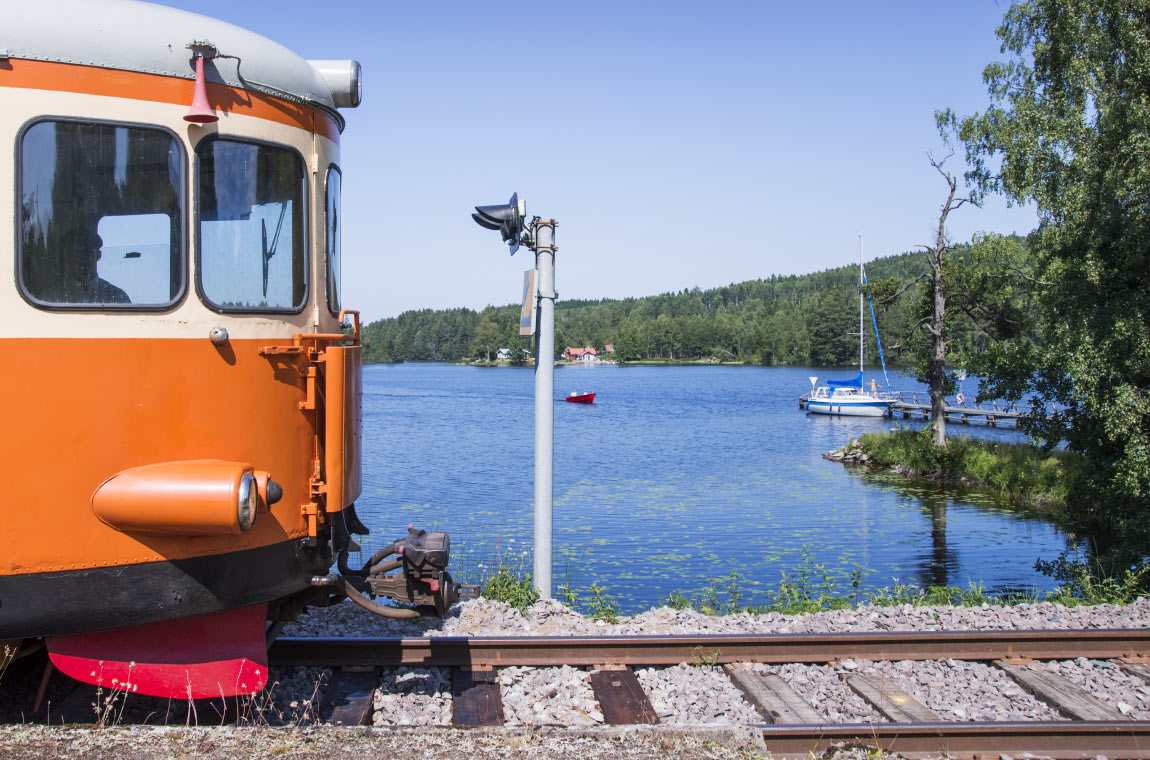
<box><xmin>519</xmin><ymin>269</ymin><xmax>538</xmax><ymax>336</ymax></box>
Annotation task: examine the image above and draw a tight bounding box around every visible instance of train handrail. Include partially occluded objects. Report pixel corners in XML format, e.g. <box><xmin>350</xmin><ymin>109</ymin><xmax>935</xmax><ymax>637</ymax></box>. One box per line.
<box><xmin>339</xmin><ymin>309</ymin><xmax>361</xmax><ymax>342</ymax></box>
<box><xmin>292</xmin><ymin>310</ymin><xmax>361</xmax><ymax>346</ymax></box>
<box><xmin>258</xmin><ymin>311</ymin><xmax>362</xmax><ymax>359</ymax></box>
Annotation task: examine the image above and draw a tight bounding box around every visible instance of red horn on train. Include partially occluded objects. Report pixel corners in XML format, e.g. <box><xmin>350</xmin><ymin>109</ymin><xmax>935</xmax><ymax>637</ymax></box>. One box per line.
<box><xmin>184</xmin><ymin>52</ymin><xmax>218</xmax><ymax>124</ymax></box>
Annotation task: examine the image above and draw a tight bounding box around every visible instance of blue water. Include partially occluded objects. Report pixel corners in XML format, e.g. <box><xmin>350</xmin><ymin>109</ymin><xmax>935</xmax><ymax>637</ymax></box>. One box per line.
<box><xmin>355</xmin><ymin>363</ymin><xmax>1077</xmax><ymax>612</ymax></box>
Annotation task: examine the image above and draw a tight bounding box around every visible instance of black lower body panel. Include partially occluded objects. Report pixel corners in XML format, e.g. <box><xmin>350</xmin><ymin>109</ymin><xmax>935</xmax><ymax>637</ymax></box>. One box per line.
<box><xmin>0</xmin><ymin>539</ymin><xmax>330</xmax><ymax>639</ymax></box>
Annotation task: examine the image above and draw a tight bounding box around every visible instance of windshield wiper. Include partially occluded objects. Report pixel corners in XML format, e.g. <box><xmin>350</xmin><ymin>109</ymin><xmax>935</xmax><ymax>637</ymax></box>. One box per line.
<box><xmin>261</xmin><ymin>203</ymin><xmax>288</xmax><ymax>298</ymax></box>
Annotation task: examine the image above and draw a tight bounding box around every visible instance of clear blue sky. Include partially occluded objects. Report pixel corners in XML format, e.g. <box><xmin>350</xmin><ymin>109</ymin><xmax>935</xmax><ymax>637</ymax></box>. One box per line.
<box><xmin>157</xmin><ymin>0</ymin><xmax>1034</xmax><ymax>322</ymax></box>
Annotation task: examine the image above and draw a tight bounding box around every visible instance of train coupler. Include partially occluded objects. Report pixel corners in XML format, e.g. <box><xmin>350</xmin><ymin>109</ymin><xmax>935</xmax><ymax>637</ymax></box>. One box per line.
<box><xmin>340</xmin><ymin>526</ymin><xmax>478</xmax><ymax>618</ymax></box>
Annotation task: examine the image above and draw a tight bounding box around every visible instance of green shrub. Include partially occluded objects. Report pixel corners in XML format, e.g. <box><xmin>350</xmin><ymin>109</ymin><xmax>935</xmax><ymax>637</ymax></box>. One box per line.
<box><xmin>1036</xmin><ymin>551</ymin><xmax>1150</xmax><ymax>606</ymax></box>
<box><xmin>767</xmin><ymin>550</ymin><xmax>856</xmax><ymax>615</ymax></box>
<box><xmin>587</xmin><ymin>582</ymin><xmax>619</xmax><ymax>623</ymax></box>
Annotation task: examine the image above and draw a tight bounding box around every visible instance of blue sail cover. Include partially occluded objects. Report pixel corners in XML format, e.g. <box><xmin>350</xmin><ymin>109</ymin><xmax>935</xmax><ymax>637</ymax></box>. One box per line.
<box><xmin>827</xmin><ymin>372</ymin><xmax>863</xmax><ymax>388</ymax></box>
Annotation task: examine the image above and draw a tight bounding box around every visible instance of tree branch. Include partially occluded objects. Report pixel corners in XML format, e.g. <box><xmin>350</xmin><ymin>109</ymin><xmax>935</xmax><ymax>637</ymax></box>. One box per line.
<box><xmin>950</xmin><ymin>196</ymin><xmax>980</xmax><ymax>210</ymax></box>
<box><xmin>909</xmin><ymin>315</ymin><xmax>935</xmax><ymax>335</ymax></box>
<box><xmin>988</xmin><ymin>263</ymin><xmax>1054</xmax><ymax>287</ymax></box>
<box><xmin>954</xmin><ymin>303</ymin><xmax>1001</xmax><ymax>341</ymax></box>
<box><xmin>945</xmin><ymin>292</ymin><xmax>1014</xmax><ymax>320</ymax></box>
<box><xmin>875</xmin><ymin>272</ymin><xmax>929</xmax><ymax>305</ymax></box>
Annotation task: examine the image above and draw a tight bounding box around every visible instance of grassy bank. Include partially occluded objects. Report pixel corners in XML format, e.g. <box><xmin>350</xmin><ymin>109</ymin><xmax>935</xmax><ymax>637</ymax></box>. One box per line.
<box><xmin>476</xmin><ymin>547</ymin><xmax>1149</xmax><ymax>619</ymax></box>
<box><xmin>848</xmin><ymin>428</ymin><xmax>1085</xmax><ymax>509</ymax></box>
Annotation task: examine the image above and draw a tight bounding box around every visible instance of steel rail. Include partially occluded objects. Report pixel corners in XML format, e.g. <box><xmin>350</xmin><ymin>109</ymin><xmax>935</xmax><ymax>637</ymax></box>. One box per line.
<box><xmin>269</xmin><ymin>628</ymin><xmax>1150</xmax><ymax>668</ymax></box>
<box><xmin>758</xmin><ymin>721</ymin><xmax>1150</xmax><ymax>759</ymax></box>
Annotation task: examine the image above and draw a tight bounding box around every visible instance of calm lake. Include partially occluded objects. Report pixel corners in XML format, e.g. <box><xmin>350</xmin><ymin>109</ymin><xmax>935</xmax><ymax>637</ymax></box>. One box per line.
<box><xmin>355</xmin><ymin>362</ymin><xmax>1080</xmax><ymax>613</ymax></box>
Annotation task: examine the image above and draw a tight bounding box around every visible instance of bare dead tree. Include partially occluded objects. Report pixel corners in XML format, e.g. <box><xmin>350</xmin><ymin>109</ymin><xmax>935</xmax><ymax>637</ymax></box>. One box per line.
<box><xmin>919</xmin><ymin>152</ymin><xmax>979</xmax><ymax>447</ymax></box>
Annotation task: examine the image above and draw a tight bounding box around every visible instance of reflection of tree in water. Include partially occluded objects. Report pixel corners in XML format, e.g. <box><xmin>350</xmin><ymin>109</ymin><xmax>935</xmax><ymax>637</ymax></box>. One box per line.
<box><xmin>857</xmin><ymin>468</ymin><xmax>1107</xmax><ymax>592</ymax></box>
<box><xmin>918</xmin><ymin>491</ymin><xmax>952</xmax><ymax>589</ymax></box>
<box><xmin>854</xmin><ymin>472</ymin><xmax>958</xmax><ymax>588</ymax></box>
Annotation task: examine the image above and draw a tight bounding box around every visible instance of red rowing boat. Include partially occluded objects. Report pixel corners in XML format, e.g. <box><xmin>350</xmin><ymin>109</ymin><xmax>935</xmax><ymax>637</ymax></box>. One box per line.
<box><xmin>565</xmin><ymin>391</ymin><xmax>595</xmax><ymax>404</ymax></box>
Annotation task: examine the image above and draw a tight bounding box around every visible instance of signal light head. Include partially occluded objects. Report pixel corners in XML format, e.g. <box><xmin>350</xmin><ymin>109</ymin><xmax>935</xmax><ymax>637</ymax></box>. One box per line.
<box><xmin>472</xmin><ymin>192</ymin><xmax>525</xmax><ymax>254</ymax></box>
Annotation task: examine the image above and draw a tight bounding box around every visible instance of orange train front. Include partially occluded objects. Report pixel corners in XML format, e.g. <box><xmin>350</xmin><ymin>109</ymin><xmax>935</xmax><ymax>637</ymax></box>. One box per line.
<box><xmin>0</xmin><ymin>0</ymin><xmax>468</xmax><ymax>699</ymax></box>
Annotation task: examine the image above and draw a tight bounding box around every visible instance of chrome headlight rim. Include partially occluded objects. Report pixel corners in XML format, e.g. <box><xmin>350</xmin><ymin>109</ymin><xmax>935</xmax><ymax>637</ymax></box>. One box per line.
<box><xmin>237</xmin><ymin>472</ymin><xmax>258</xmax><ymax>531</ymax></box>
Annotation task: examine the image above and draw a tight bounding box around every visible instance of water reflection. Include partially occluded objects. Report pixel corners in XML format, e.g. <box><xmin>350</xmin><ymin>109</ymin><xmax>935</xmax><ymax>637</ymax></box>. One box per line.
<box><xmin>857</xmin><ymin>468</ymin><xmax>1085</xmax><ymax>594</ymax></box>
<box><xmin>923</xmin><ymin>494</ymin><xmax>952</xmax><ymax>589</ymax></box>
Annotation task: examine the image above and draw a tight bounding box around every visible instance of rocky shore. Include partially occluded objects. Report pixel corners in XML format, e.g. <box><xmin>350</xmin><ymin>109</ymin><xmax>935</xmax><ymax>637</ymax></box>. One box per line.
<box><xmin>822</xmin><ymin>438</ymin><xmax>873</xmax><ymax>465</ymax></box>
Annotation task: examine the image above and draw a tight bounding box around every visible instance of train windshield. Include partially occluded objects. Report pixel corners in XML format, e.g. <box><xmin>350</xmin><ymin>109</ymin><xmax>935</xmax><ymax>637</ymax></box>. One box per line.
<box><xmin>197</xmin><ymin>139</ymin><xmax>306</xmax><ymax>312</ymax></box>
<box><xmin>326</xmin><ymin>167</ymin><xmax>341</xmax><ymax>314</ymax></box>
<box><xmin>18</xmin><ymin>121</ymin><xmax>184</xmax><ymax>308</ymax></box>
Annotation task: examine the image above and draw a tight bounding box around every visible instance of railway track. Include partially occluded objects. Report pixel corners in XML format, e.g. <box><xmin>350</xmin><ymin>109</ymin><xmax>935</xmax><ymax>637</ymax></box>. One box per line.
<box><xmin>265</xmin><ymin>629</ymin><xmax>1150</xmax><ymax>759</ymax></box>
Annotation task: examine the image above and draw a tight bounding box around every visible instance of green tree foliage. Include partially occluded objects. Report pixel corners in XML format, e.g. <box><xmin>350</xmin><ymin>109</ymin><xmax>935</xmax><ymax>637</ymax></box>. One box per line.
<box><xmin>362</xmin><ymin>304</ymin><xmax>533</xmax><ymax>364</ymax></box>
<box><xmin>361</xmin><ymin>252</ymin><xmax>951</xmax><ymax>367</ymax></box>
<box><xmin>470</xmin><ymin>314</ymin><xmax>502</xmax><ymax>363</ymax></box>
<box><xmin>952</xmin><ymin>0</ymin><xmax>1150</xmax><ymax>517</ymax></box>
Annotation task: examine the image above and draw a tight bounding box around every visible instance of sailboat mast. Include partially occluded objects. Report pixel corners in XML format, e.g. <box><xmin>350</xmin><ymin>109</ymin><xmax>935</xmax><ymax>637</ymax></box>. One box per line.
<box><xmin>859</xmin><ymin>234</ymin><xmax>864</xmax><ymax>376</ymax></box>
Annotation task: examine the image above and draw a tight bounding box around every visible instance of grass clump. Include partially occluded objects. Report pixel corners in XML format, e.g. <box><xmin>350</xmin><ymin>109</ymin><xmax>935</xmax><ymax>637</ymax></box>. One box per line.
<box><xmin>481</xmin><ymin>566</ymin><xmax>539</xmax><ymax>611</ymax></box>
<box><xmin>664</xmin><ymin>570</ymin><xmax>1020</xmax><ymax>617</ymax></box>
<box><xmin>661</xmin><ymin>545</ymin><xmax>1147</xmax><ymax>617</ymax></box>
<box><xmin>770</xmin><ymin>555</ymin><xmax>861</xmax><ymax>614</ymax></box>
<box><xmin>866</xmin><ymin>581</ymin><xmax>1004</xmax><ymax>607</ymax></box>
<box><xmin>858</xmin><ymin>427</ymin><xmax>1085</xmax><ymax>507</ymax></box>
<box><xmin>472</xmin><ymin>539</ymin><xmax>540</xmax><ymax>611</ymax></box>
<box><xmin>586</xmin><ymin>582</ymin><xmax>620</xmax><ymax>623</ymax></box>
<box><xmin>662</xmin><ymin>550</ymin><xmax>861</xmax><ymax>616</ymax></box>
<box><xmin>0</xmin><ymin>642</ymin><xmax>17</xmax><ymax>685</ymax></box>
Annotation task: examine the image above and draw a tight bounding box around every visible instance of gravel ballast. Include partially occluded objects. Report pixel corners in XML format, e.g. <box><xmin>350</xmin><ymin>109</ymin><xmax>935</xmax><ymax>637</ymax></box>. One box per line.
<box><xmin>270</xmin><ymin>596</ymin><xmax>1150</xmax><ymax>729</ymax></box>
<box><xmin>6</xmin><ymin>596</ymin><xmax>1149</xmax><ymax>759</ymax></box>
<box><xmin>281</xmin><ymin>596</ymin><xmax>1150</xmax><ymax>639</ymax></box>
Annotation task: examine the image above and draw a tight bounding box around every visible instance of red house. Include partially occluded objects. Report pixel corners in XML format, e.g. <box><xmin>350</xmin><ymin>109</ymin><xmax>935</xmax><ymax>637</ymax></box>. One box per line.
<box><xmin>563</xmin><ymin>346</ymin><xmax>598</xmax><ymax>362</ymax></box>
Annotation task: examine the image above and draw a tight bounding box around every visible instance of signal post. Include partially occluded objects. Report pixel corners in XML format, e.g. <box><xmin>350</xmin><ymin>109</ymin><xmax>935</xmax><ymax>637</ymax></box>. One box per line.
<box><xmin>472</xmin><ymin>195</ymin><xmax>557</xmax><ymax>599</ymax></box>
<box><xmin>531</xmin><ymin>219</ymin><xmax>556</xmax><ymax>598</ymax></box>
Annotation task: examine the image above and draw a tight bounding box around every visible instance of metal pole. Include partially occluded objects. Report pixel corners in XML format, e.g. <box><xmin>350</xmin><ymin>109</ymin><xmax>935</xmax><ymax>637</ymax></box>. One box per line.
<box><xmin>532</xmin><ymin>220</ymin><xmax>556</xmax><ymax>599</ymax></box>
<box><xmin>858</xmin><ymin>234</ymin><xmax>864</xmax><ymax>376</ymax></box>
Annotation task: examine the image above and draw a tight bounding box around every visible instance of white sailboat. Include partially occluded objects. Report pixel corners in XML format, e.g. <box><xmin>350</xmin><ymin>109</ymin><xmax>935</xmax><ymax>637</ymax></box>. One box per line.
<box><xmin>806</xmin><ymin>236</ymin><xmax>895</xmax><ymax>418</ymax></box>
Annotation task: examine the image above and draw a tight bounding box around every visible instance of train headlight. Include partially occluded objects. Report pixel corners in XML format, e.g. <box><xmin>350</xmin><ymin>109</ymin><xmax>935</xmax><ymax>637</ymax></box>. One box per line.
<box><xmin>308</xmin><ymin>60</ymin><xmax>363</xmax><ymax>108</ymax></box>
<box><xmin>237</xmin><ymin>472</ymin><xmax>258</xmax><ymax>531</ymax></box>
<box><xmin>92</xmin><ymin>460</ymin><xmax>262</xmax><ymax>536</ymax></box>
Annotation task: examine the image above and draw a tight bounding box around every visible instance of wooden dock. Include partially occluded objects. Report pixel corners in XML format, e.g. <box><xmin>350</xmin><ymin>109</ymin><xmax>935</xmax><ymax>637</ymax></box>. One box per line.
<box><xmin>799</xmin><ymin>390</ymin><xmax>1038</xmax><ymax>427</ymax></box>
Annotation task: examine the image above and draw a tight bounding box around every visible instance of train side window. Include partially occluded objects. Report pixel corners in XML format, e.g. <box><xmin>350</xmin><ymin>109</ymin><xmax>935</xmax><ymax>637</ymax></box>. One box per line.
<box><xmin>197</xmin><ymin>138</ymin><xmax>306</xmax><ymax>312</ymax></box>
<box><xmin>325</xmin><ymin>166</ymin><xmax>341</xmax><ymax>314</ymax></box>
<box><xmin>18</xmin><ymin>120</ymin><xmax>185</xmax><ymax>309</ymax></box>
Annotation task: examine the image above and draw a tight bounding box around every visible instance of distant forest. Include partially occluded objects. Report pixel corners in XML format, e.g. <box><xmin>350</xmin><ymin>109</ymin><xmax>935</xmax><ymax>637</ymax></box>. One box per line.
<box><xmin>361</xmin><ymin>248</ymin><xmax>995</xmax><ymax>367</ymax></box>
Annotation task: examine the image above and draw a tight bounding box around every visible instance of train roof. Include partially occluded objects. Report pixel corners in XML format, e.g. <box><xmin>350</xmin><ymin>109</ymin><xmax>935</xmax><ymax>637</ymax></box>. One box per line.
<box><xmin>2</xmin><ymin>0</ymin><xmax>356</xmax><ymax>128</ymax></box>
